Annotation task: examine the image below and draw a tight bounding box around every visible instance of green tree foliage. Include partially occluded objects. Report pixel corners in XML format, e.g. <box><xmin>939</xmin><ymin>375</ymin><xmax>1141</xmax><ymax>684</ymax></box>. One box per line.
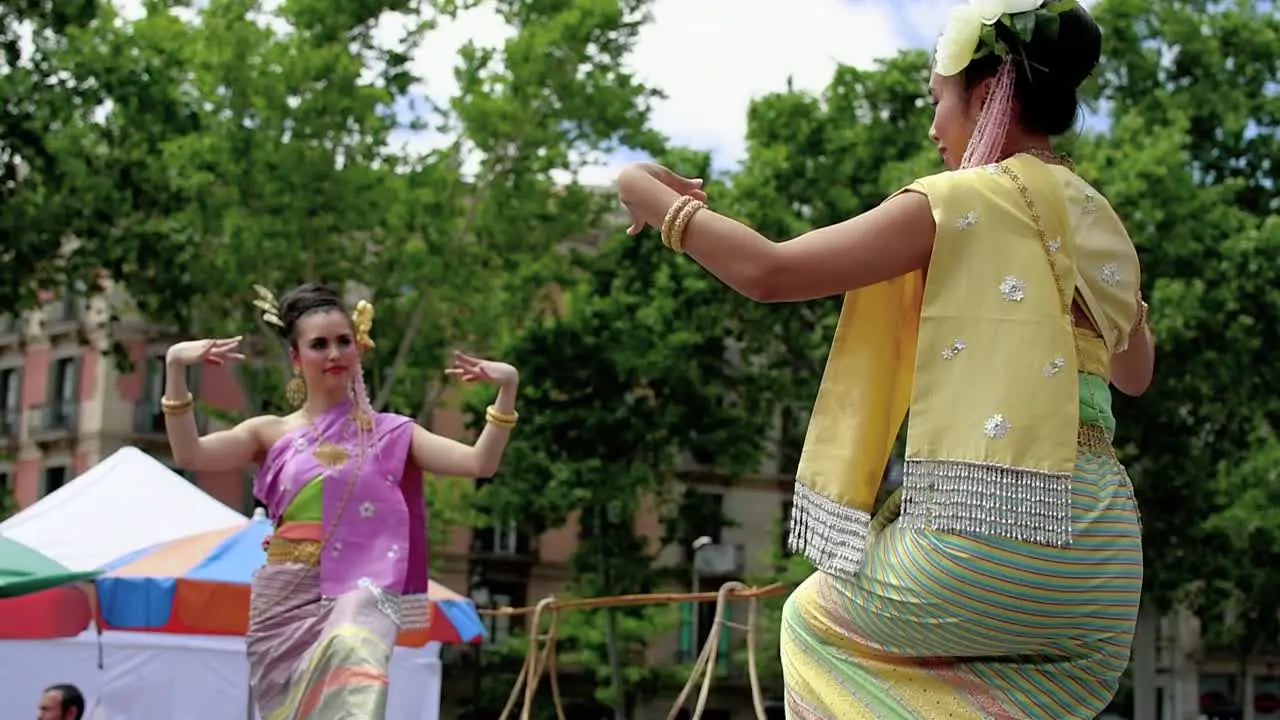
<box><xmin>1084</xmin><ymin>0</ymin><xmax>1280</xmax><ymax>616</ymax></box>
<box><xmin>1202</xmin><ymin>441</ymin><xmax>1280</xmax><ymax>679</ymax></box>
<box><xmin>424</xmin><ymin>474</ymin><xmax>482</xmax><ymax>574</ymax></box>
<box><xmin>3</xmin><ymin>0</ymin><xmax>662</xmax><ymax>422</ymax></box>
<box><xmin>465</xmin><ymin>147</ymin><xmax>783</xmax><ymax>714</ymax></box>
<box><xmin>722</xmin><ymin>0</ymin><xmax>1280</xmax><ymax>682</ymax></box>
<box><xmin>726</xmin><ymin>51</ymin><xmax>940</xmax><ymax>409</ymax></box>
<box><xmin>1</xmin><ymin>0</ymin><xmax>178</xmax><ymax>315</ymax></box>
<box><xmin>0</xmin><ymin>486</ymin><xmax>17</xmax><ymax>522</ymax></box>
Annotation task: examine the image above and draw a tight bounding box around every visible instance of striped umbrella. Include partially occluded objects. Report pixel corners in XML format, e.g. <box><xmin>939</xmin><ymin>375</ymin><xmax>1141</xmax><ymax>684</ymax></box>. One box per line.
<box><xmin>0</xmin><ymin>533</ymin><xmax>100</xmax><ymax>598</ymax></box>
<box><xmin>96</xmin><ymin>516</ymin><xmax>486</xmax><ymax>644</ymax></box>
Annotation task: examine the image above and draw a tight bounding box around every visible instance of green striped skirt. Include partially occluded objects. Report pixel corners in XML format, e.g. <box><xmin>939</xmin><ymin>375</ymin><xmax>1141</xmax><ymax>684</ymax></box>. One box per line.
<box><xmin>781</xmin><ymin>374</ymin><xmax>1143</xmax><ymax>719</ymax></box>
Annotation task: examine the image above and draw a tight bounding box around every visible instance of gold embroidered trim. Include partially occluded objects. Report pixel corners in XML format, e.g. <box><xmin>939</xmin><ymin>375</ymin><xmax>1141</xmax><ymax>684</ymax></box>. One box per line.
<box><xmin>266</xmin><ymin>537</ymin><xmax>322</xmax><ymax>567</ymax></box>
<box><xmin>1077</xmin><ymin>422</ymin><xmax>1115</xmax><ymax>458</ymax></box>
<box><xmin>263</xmin><ymin>537</ymin><xmax>432</xmax><ymax>630</ymax></box>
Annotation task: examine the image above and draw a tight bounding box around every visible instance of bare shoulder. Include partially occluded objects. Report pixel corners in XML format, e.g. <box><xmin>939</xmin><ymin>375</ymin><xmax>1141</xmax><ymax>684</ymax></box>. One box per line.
<box><xmin>241</xmin><ymin>413</ymin><xmax>295</xmax><ymax>449</ymax></box>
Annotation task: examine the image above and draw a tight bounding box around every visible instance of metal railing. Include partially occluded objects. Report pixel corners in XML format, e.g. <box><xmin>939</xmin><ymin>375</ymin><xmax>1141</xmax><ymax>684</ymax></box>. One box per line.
<box><xmin>28</xmin><ymin>403</ymin><xmax>78</xmax><ymax>434</ymax></box>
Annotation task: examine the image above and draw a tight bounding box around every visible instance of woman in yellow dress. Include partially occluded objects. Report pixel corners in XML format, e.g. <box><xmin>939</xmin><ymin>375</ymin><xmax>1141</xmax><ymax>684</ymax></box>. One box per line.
<box><xmin>616</xmin><ymin>1</ymin><xmax>1151</xmax><ymax>717</ymax></box>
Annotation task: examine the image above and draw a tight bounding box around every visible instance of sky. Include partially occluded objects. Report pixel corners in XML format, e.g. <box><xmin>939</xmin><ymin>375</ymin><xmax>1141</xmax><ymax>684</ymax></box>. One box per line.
<box><xmin>109</xmin><ymin>0</ymin><xmax>1086</xmax><ymax>184</ymax></box>
<box><xmin>372</xmin><ymin>0</ymin><xmax>961</xmax><ymax>184</ymax></box>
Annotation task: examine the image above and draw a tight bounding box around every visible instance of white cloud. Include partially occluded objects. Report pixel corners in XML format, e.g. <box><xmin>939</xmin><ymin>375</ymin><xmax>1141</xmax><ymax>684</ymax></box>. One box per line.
<box><xmin>390</xmin><ymin>0</ymin><xmax>911</xmax><ymax>177</ymax></box>
<box><xmin>108</xmin><ymin>0</ymin><xmax>938</xmax><ymax>183</ymax></box>
<box><xmin>628</xmin><ymin>0</ymin><xmax>906</xmax><ymax>169</ymax></box>
<box><xmin>108</xmin><ymin>0</ymin><xmax>1105</xmax><ymax>182</ymax></box>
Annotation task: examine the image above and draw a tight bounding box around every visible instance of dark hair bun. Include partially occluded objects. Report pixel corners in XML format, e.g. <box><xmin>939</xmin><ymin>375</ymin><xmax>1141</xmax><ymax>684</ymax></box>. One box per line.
<box><xmin>964</xmin><ymin>4</ymin><xmax>1103</xmax><ymax>136</ymax></box>
<box><xmin>277</xmin><ymin>282</ymin><xmax>346</xmax><ymax>343</ymax></box>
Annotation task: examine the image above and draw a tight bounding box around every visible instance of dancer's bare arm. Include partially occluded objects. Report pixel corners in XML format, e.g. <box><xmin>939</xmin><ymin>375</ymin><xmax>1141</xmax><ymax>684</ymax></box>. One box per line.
<box><xmin>163</xmin><ymin>338</ymin><xmax>276</xmax><ymax>471</ymax></box>
<box><xmin>616</xmin><ymin>163</ymin><xmax>935</xmax><ymax>303</ymax></box>
<box><xmin>1112</xmin><ymin>323</ymin><xmax>1155</xmax><ymax>397</ymax></box>
<box><xmin>410</xmin><ymin>352</ymin><xmax>519</xmax><ymax>479</ymax></box>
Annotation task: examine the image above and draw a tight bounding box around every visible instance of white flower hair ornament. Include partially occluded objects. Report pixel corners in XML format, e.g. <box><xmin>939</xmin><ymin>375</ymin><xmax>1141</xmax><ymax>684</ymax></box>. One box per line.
<box><xmin>935</xmin><ymin>0</ymin><xmax>1079</xmax><ymax>77</ymax></box>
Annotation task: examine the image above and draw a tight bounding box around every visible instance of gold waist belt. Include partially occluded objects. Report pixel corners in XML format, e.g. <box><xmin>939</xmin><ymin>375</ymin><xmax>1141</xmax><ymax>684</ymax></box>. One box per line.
<box><xmin>266</xmin><ymin>537</ymin><xmax>322</xmax><ymax>567</ymax></box>
<box><xmin>1078</xmin><ymin>422</ymin><xmax>1115</xmax><ymax>457</ymax></box>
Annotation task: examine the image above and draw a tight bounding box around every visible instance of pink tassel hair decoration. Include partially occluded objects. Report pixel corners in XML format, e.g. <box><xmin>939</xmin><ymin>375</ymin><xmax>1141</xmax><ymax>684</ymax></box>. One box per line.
<box><xmin>960</xmin><ymin>59</ymin><xmax>1017</xmax><ymax>169</ymax></box>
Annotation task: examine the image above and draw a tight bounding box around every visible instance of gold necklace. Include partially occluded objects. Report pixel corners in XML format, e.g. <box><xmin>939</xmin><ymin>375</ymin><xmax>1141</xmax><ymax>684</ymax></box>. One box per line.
<box><xmin>1017</xmin><ymin>147</ymin><xmax>1076</xmax><ymax>172</ymax></box>
<box><xmin>297</xmin><ymin>407</ymin><xmax>365</xmax><ymax>553</ymax></box>
<box><xmin>258</xmin><ymin>409</ymin><xmax>368</xmax><ymax>613</ymax></box>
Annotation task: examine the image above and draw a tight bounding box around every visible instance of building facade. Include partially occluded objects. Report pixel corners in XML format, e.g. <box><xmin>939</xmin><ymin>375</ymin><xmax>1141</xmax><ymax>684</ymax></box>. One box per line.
<box><xmin>12</xmin><ymin>294</ymin><xmax>1280</xmax><ymax>718</ymax></box>
<box><xmin>0</xmin><ymin>290</ymin><xmax>794</xmax><ymax>717</ymax></box>
<box><xmin>0</xmin><ymin>294</ymin><xmax>246</xmax><ymax>511</ymax></box>
<box><xmin>0</xmin><ymin>293</ymin><xmax>793</xmax><ymax>640</ymax></box>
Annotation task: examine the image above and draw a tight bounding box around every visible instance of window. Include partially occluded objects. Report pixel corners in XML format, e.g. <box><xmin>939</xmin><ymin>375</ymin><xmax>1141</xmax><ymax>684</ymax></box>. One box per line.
<box><xmin>61</xmin><ymin>292</ymin><xmax>79</xmax><ymax>321</ymax></box>
<box><xmin>485</xmin><ymin>523</ymin><xmax>519</xmax><ymax>554</ymax></box>
<box><xmin>138</xmin><ymin>356</ymin><xmax>166</xmax><ymax>433</ymax></box>
<box><xmin>678</xmin><ymin>489</ymin><xmax>726</xmax><ymax>563</ymax></box>
<box><xmin>0</xmin><ymin>367</ymin><xmax>19</xmax><ymax>437</ymax></box>
<box><xmin>475</xmin><ymin>580</ymin><xmax>526</xmax><ymax>645</ymax></box>
<box><xmin>677</xmin><ymin>599</ymin><xmax>733</xmax><ymax>669</ymax></box>
<box><xmin>777</xmin><ymin>405</ymin><xmax>807</xmax><ymax>476</ymax></box>
<box><xmin>47</xmin><ymin>357</ymin><xmax>78</xmax><ymax>429</ymax></box>
<box><xmin>137</xmin><ymin>356</ymin><xmax>198</xmax><ymax>433</ymax></box>
<box><xmin>44</xmin><ymin>466</ymin><xmax>67</xmax><ymax>495</ymax></box>
<box><xmin>472</xmin><ymin>477</ymin><xmax>528</xmax><ymax>555</ymax></box>
<box><xmin>473</xmin><ymin>521</ymin><xmax>527</xmax><ymax>555</ymax></box>
<box><xmin>0</xmin><ymin>469</ymin><xmax>12</xmax><ymax>519</ymax></box>
<box><xmin>43</xmin><ymin>290</ymin><xmax>80</xmax><ymax>324</ymax></box>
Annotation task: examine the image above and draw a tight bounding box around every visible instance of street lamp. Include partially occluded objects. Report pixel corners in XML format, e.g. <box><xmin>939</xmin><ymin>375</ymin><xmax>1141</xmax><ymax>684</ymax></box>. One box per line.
<box><xmin>689</xmin><ymin>535</ymin><xmax>713</xmax><ymax>660</ymax></box>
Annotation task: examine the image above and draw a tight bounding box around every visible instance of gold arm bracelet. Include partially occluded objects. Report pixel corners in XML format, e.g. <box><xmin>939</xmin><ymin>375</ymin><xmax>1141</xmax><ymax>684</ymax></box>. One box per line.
<box><xmin>160</xmin><ymin>393</ymin><xmax>195</xmax><ymax>415</ymax></box>
<box><xmin>666</xmin><ymin>200</ymin><xmax>706</xmax><ymax>253</ymax></box>
<box><xmin>660</xmin><ymin>195</ymin><xmax>696</xmax><ymax>249</ymax></box>
<box><xmin>485</xmin><ymin>405</ymin><xmax>518</xmax><ymax>428</ymax></box>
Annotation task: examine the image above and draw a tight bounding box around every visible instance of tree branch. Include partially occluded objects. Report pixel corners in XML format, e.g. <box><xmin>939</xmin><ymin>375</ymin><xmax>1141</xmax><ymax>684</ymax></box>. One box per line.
<box><xmin>414</xmin><ymin>378</ymin><xmax>448</xmax><ymax>428</ymax></box>
<box><xmin>372</xmin><ymin>143</ymin><xmax>515</xmax><ymax>411</ymax></box>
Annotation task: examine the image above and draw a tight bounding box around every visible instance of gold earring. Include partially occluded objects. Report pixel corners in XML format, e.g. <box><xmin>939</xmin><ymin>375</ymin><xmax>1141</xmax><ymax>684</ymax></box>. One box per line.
<box><xmin>285</xmin><ymin>369</ymin><xmax>306</xmax><ymax>408</ymax></box>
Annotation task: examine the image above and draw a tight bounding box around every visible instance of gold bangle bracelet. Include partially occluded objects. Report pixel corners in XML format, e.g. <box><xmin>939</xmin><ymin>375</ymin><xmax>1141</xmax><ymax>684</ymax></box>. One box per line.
<box><xmin>667</xmin><ymin>200</ymin><xmax>706</xmax><ymax>253</ymax></box>
<box><xmin>660</xmin><ymin>196</ymin><xmax>696</xmax><ymax>249</ymax></box>
<box><xmin>160</xmin><ymin>393</ymin><xmax>195</xmax><ymax>415</ymax></box>
<box><xmin>485</xmin><ymin>405</ymin><xmax>518</xmax><ymax>428</ymax></box>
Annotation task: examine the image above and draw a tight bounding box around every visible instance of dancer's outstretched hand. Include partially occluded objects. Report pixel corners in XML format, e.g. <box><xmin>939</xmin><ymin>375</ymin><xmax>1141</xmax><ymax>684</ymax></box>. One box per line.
<box><xmin>617</xmin><ymin>162</ymin><xmax>707</xmax><ymax>236</ymax></box>
<box><xmin>166</xmin><ymin>337</ymin><xmax>246</xmax><ymax>367</ymax></box>
<box><xmin>445</xmin><ymin>351</ymin><xmax>518</xmax><ymax>387</ymax></box>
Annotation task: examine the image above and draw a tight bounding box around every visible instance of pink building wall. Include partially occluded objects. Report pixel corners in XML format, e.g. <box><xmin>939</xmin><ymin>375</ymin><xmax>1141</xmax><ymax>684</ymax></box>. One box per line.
<box><xmin>6</xmin><ymin>337</ymin><xmax>251</xmax><ymax>512</ymax></box>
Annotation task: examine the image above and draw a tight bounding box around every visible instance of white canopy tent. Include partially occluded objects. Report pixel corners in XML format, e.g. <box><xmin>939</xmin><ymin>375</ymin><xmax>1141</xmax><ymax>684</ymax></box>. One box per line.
<box><xmin>0</xmin><ymin>446</ymin><xmax>444</xmax><ymax>719</ymax></box>
<box><xmin>0</xmin><ymin>446</ymin><xmax>246</xmax><ymax>570</ymax></box>
<box><xmin>0</xmin><ymin>630</ymin><xmax>442</xmax><ymax>720</ymax></box>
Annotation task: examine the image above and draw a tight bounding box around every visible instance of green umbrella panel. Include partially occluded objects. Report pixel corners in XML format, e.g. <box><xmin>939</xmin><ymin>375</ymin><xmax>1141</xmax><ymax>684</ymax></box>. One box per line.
<box><xmin>0</xmin><ymin>534</ymin><xmax>101</xmax><ymax>598</ymax></box>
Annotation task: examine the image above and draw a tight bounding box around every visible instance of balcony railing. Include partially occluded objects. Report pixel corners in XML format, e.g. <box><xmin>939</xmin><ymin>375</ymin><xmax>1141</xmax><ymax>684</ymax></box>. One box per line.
<box><xmin>134</xmin><ymin>403</ymin><xmax>166</xmax><ymax>435</ymax></box>
<box><xmin>28</xmin><ymin>403</ymin><xmax>78</xmax><ymax>436</ymax></box>
<box><xmin>133</xmin><ymin>401</ymin><xmax>207</xmax><ymax>436</ymax></box>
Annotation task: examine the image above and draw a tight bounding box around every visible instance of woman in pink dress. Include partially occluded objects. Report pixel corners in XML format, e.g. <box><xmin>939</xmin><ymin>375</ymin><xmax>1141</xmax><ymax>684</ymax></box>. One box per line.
<box><xmin>161</xmin><ymin>282</ymin><xmax>520</xmax><ymax>719</ymax></box>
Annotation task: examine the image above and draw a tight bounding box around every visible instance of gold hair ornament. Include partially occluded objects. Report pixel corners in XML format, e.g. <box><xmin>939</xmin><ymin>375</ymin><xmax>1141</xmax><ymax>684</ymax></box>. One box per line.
<box><xmin>351</xmin><ymin>300</ymin><xmax>375</xmax><ymax>352</ymax></box>
<box><xmin>252</xmin><ymin>284</ymin><xmax>284</xmax><ymax>328</ymax></box>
